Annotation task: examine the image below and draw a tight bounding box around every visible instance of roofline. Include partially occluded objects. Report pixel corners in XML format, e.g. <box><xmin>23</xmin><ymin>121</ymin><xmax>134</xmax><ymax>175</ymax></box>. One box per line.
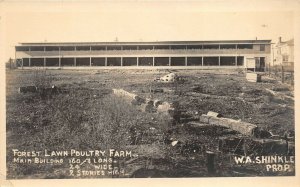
<box><xmin>17</xmin><ymin>40</ymin><xmax>272</xmax><ymax>46</ymax></box>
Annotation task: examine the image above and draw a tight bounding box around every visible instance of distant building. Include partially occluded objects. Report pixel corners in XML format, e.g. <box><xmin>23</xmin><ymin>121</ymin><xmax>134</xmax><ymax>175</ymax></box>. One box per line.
<box><xmin>273</xmin><ymin>37</ymin><xmax>294</xmax><ymax>67</ymax></box>
<box><xmin>15</xmin><ymin>40</ymin><xmax>271</xmax><ymax>71</ymax></box>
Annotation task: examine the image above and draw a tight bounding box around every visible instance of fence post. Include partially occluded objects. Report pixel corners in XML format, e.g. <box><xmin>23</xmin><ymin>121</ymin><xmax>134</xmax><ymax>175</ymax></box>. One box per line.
<box><xmin>291</xmin><ymin>71</ymin><xmax>294</xmax><ymax>86</ymax></box>
<box><xmin>206</xmin><ymin>151</ymin><xmax>216</xmax><ymax>175</ymax></box>
<box><xmin>281</xmin><ymin>65</ymin><xmax>284</xmax><ymax>83</ymax></box>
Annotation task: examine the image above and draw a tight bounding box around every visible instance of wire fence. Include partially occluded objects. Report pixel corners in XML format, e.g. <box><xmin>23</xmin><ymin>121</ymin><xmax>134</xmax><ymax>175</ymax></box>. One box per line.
<box><xmin>266</xmin><ymin>64</ymin><xmax>294</xmax><ymax>86</ymax></box>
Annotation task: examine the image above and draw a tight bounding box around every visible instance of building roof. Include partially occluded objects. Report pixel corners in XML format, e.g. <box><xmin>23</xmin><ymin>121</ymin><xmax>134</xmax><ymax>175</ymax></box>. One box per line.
<box><xmin>276</xmin><ymin>39</ymin><xmax>294</xmax><ymax>46</ymax></box>
<box><xmin>18</xmin><ymin>40</ymin><xmax>272</xmax><ymax>46</ymax></box>
<box><xmin>286</xmin><ymin>39</ymin><xmax>294</xmax><ymax>45</ymax></box>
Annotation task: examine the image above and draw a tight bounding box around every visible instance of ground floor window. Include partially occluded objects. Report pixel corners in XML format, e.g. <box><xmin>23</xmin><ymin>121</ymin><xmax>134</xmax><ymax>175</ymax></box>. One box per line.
<box><xmin>91</xmin><ymin>58</ymin><xmax>105</xmax><ymax>66</ymax></box>
<box><xmin>31</xmin><ymin>58</ymin><xmax>44</xmax><ymax>66</ymax></box>
<box><xmin>203</xmin><ymin>57</ymin><xmax>219</xmax><ymax>66</ymax></box>
<box><xmin>61</xmin><ymin>58</ymin><xmax>75</xmax><ymax>66</ymax></box>
<box><xmin>187</xmin><ymin>57</ymin><xmax>202</xmax><ymax>66</ymax></box>
<box><xmin>123</xmin><ymin>57</ymin><xmax>137</xmax><ymax>66</ymax></box>
<box><xmin>22</xmin><ymin>58</ymin><xmax>30</xmax><ymax>67</ymax></box>
<box><xmin>237</xmin><ymin>56</ymin><xmax>244</xmax><ymax>66</ymax></box>
<box><xmin>138</xmin><ymin>57</ymin><xmax>153</xmax><ymax>66</ymax></box>
<box><xmin>107</xmin><ymin>57</ymin><xmax>121</xmax><ymax>66</ymax></box>
<box><xmin>154</xmin><ymin>57</ymin><xmax>169</xmax><ymax>66</ymax></box>
<box><xmin>46</xmin><ymin>58</ymin><xmax>59</xmax><ymax>66</ymax></box>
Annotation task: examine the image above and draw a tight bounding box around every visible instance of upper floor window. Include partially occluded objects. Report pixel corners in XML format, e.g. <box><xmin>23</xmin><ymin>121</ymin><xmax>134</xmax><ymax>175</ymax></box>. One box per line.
<box><xmin>16</xmin><ymin>46</ymin><xmax>30</xmax><ymax>51</ymax></box>
<box><xmin>30</xmin><ymin>46</ymin><xmax>45</xmax><ymax>51</ymax></box>
<box><xmin>203</xmin><ymin>45</ymin><xmax>219</xmax><ymax>49</ymax></box>
<box><xmin>237</xmin><ymin>44</ymin><xmax>253</xmax><ymax>49</ymax></box>
<box><xmin>107</xmin><ymin>46</ymin><xmax>122</xmax><ymax>50</ymax></box>
<box><xmin>60</xmin><ymin>46</ymin><xmax>75</xmax><ymax>51</ymax></box>
<box><xmin>91</xmin><ymin>46</ymin><xmax>106</xmax><ymax>50</ymax></box>
<box><xmin>123</xmin><ymin>46</ymin><xmax>138</xmax><ymax>50</ymax></box>
<box><xmin>187</xmin><ymin>45</ymin><xmax>202</xmax><ymax>49</ymax></box>
<box><xmin>170</xmin><ymin>45</ymin><xmax>186</xmax><ymax>50</ymax></box>
<box><xmin>76</xmin><ymin>46</ymin><xmax>91</xmax><ymax>51</ymax></box>
<box><xmin>154</xmin><ymin>45</ymin><xmax>169</xmax><ymax>50</ymax></box>
<box><xmin>220</xmin><ymin>44</ymin><xmax>236</xmax><ymax>49</ymax></box>
<box><xmin>45</xmin><ymin>46</ymin><xmax>59</xmax><ymax>51</ymax></box>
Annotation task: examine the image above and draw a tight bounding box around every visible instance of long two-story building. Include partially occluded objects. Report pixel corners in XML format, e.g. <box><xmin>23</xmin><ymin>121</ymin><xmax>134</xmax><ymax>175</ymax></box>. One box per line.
<box><xmin>15</xmin><ymin>40</ymin><xmax>271</xmax><ymax>71</ymax></box>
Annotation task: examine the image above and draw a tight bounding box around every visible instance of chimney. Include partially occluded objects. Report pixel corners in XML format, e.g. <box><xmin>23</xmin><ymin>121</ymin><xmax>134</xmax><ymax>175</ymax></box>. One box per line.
<box><xmin>278</xmin><ymin>37</ymin><xmax>282</xmax><ymax>43</ymax></box>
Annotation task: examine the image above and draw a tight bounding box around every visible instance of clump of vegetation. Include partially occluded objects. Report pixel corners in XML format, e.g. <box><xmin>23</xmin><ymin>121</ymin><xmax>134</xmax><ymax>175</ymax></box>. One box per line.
<box><xmin>31</xmin><ymin>69</ymin><xmax>54</xmax><ymax>88</ymax></box>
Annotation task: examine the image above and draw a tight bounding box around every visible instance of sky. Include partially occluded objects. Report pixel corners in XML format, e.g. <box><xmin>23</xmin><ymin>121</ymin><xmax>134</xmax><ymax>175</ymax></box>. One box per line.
<box><xmin>0</xmin><ymin>0</ymin><xmax>298</xmax><ymax>62</ymax></box>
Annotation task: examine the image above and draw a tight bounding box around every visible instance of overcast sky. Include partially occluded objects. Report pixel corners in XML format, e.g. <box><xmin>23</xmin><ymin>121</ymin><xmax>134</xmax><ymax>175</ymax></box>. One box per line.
<box><xmin>0</xmin><ymin>0</ymin><xmax>298</xmax><ymax>62</ymax></box>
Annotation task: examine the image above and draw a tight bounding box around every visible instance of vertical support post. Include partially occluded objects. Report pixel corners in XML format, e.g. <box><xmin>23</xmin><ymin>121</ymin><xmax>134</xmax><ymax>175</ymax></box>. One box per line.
<box><xmin>202</xmin><ymin>57</ymin><xmax>204</xmax><ymax>66</ymax></box>
<box><xmin>169</xmin><ymin>57</ymin><xmax>171</xmax><ymax>66</ymax></box>
<box><xmin>218</xmin><ymin>56</ymin><xmax>221</xmax><ymax>66</ymax></box>
<box><xmin>44</xmin><ymin>58</ymin><xmax>46</xmax><ymax>67</ymax></box>
<box><xmin>291</xmin><ymin>71</ymin><xmax>294</xmax><ymax>86</ymax></box>
<box><xmin>58</xmin><ymin>47</ymin><xmax>61</xmax><ymax>67</ymax></box>
<box><xmin>243</xmin><ymin>138</ymin><xmax>247</xmax><ymax>156</ymax></box>
<box><xmin>153</xmin><ymin>57</ymin><xmax>155</xmax><ymax>66</ymax></box>
<box><xmin>268</xmin><ymin>61</ymin><xmax>271</xmax><ymax>77</ymax></box>
<box><xmin>21</xmin><ymin>58</ymin><xmax>24</xmax><ymax>69</ymax></box>
<box><xmin>206</xmin><ymin>151</ymin><xmax>216</xmax><ymax>175</ymax></box>
<box><xmin>74</xmin><ymin>58</ymin><xmax>76</xmax><ymax>66</ymax></box>
<box><xmin>9</xmin><ymin>58</ymin><xmax>12</xmax><ymax>69</ymax></box>
<box><xmin>121</xmin><ymin>57</ymin><xmax>123</xmax><ymax>66</ymax></box>
<box><xmin>235</xmin><ymin>56</ymin><xmax>238</xmax><ymax>66</ymax></box>
<box><xmin>137</xmin><ymin>57</ymin><xmax>139</xmax><ymax>66</ymax></box>
<box><xmin>29</xmin><ymin>58</ymin><xmax>31</xmax><ymax>67</ymax></box>
<box><xmin>185</xmin><ymin>57</ymin><xmax>187</xmax><ymax>66</ymax></box>
<box><xmin>201</xmin><ymin>57</ymin><xmax>204</xmax><ymax>66</ymax></box>
<box><xmin>281</xmin><ymin>65</ymin><xmax>284</xmax><ymax>83</ymax></box>
<box><xmin>105</xmin><ymin>57</ymin><xmax>107</xmax><ymax>66</ymax></box>
<box><xmin>90</xmin><ymin>57</ymin><xmax>92</xmax><ymax>66</ymax></box>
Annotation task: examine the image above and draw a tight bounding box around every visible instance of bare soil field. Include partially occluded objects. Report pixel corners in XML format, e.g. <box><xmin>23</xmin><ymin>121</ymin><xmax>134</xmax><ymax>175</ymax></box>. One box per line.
<box><xmin>6</xmin><ymin>68</ymin><xmax>295</xmax><ymax>178</ymax></box>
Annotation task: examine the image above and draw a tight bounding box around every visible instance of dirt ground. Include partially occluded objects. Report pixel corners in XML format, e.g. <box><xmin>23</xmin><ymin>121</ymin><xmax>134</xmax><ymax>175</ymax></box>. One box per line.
<box><xmin>6</xmin><ymin>68</ymin><xmax>295</xmax><ymax>178</ymax></box>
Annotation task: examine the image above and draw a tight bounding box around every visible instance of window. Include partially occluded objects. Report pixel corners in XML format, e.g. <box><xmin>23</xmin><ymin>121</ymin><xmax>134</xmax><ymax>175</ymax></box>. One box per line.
<box><xmin>30</xmin><ymin>46</ymin><xmax>45</xmax><ymax>51</ymax></box>
<box><xmin>76</xmin><ymin>46</ymin><xmax>90</xmax><ymax>51</ymax></box>
<box><xmin>123</xmin><ymin>46</ymin><xmax>137</xmax><ymax>50</ymax></box>
<box><xmin>187</xmin><ymin>45</ymin><xmax>202</xmax><ymax>50</ymax></box>
<box><xmin>154</xmin><ymin>45</ymin><xmax>169</xmax><ymax>50</ymax></box>
<box><xmin>282</xmin><ymin>55</ymin><xmax>289</xmax><ymax>62</ymax></box>
<box><xmin>107</xmin><ymin>46</ymin><xmax>122</xmax><ymax>50</ymax></box>
<box><xmin>16</xmin><ymin>46</ymin><xmax>30</xmax><ymax>51</ymax></box>
<box><xmin>61</xmin><ymin>46</ymin><xmax>75</xmax><ymax>51</ymax></box>
<box><xmin>45</xmin><ymin>46</ymin><xmax>59</xmax><ymax>51</ymax></box>
<box><xmin>91</xmin><ymin>46</ymin><xmax>106</xmax><ymax>50</ymax></box>
<box><xmin>220</xmin><ymin>45</ymin><xmax>236</xmax><ymax>49</ymax></box>
<box><xmin>170</xmin><ymin>45</ymin><xmax>186</xmax><ymax>50</ymax></box>
<box><xmin>237</xmin><ymin>44</ymin><xmax>253</xmax><ymax>49</ymax></box>
<box><xmin>203</xmin><ymin>45</ymin><xmax>219</xmax><ymax>49</ymax></box>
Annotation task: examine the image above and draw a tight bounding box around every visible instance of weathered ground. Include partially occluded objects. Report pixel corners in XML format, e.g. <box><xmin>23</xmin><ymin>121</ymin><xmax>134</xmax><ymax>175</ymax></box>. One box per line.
<box><xmin>6</xmin><ymin>68</ymin><xmax>294</xmax><ymax>178</ymax></box>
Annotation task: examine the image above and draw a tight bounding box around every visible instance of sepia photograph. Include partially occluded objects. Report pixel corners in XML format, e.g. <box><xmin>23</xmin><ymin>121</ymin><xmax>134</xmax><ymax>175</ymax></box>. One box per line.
<box><xmin>0</xmin><ymin>0</ymin><xmax>299</xmax><ymax>186</ymax></box>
